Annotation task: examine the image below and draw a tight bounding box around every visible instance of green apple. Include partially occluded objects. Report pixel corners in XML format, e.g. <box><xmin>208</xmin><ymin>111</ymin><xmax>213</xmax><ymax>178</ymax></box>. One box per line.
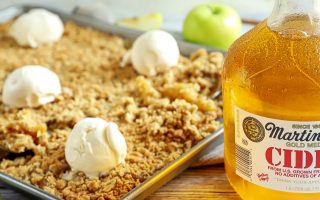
<box><xmin>116</xmin><ymin>13</ymin><xmax>163</xmax><ymax>31</ymax></box>
<box><xmin>182</xmin><ymin>3</ymin><xmax>242</xmax><ymax>51</ymax></box>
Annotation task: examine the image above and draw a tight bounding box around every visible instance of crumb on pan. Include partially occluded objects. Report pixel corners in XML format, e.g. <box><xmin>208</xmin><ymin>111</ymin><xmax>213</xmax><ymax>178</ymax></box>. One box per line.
<box><xmin>0</xmin><ymin>21</ymin><xmax>223</xmax><ymax>199</ymax></box>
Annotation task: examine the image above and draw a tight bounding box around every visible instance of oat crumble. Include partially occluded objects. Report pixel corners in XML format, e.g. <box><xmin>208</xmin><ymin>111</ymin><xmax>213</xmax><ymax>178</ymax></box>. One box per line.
<box><xmin>0</xmin><ymin>20</ymin><xmax>223</xmax><ymax>199</ymax></box>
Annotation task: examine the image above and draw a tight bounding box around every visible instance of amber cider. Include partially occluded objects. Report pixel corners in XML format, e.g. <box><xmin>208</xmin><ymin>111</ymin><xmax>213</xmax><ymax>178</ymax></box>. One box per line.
<box><xmin>223</xmin><ymin>15</ymin><xmax>320</xmax><ymax>200</ymax></box>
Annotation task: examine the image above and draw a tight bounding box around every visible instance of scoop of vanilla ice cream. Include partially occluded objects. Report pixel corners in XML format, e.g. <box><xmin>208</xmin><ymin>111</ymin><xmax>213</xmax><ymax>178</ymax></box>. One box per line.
<box><xmin>65</xmin><ymin>118</ymin><xmax>127</xmax><ymax>178</ymax></box>
<box><xmin>121</xmin><ymin>30</ymin><xmax>180</xmax><ymax>76</ymax></box>
<box><xmin>9</xmin><ymin>9</ymin><xmax>64</xmax><ymax>48</ymax></box>
<box><xmin>2</xmin><ymin>66</ymin><xmax>62</xmax><ymax>108</ymax></box>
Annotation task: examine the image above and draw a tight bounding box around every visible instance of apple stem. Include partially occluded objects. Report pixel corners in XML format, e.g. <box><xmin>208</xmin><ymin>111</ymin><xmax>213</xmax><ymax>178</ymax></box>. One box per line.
<box><xmin>207</xmin><ymin>5</ymin><xmax>221</xmax><ymax>15</ymax></box>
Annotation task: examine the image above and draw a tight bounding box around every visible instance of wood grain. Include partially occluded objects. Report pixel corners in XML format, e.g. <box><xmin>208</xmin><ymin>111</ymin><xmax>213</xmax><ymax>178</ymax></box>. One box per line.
<box><xmin>148</xmin><ymin>165</ymin><xmax>240</xmax><ymax>200</ymax></box>
<box><xmin>0</xmin><ymin>165</ymin><xmax>240</xmax><ymax>200</ymax></box>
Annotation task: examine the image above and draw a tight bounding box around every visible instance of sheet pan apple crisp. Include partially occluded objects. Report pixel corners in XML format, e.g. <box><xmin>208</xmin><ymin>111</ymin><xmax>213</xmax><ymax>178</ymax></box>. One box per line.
<box><xmin>0</xmin><ymin>20</ymin><xmax>223</xmax><ymax>199</ymax></box>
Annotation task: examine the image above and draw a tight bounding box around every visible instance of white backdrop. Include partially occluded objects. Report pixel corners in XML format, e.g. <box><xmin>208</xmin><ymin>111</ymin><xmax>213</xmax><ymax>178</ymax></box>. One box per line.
<box><xmin>0</xmin><ymin>0</ymin><xmax>275</xmax><ymax>32</ymax></box>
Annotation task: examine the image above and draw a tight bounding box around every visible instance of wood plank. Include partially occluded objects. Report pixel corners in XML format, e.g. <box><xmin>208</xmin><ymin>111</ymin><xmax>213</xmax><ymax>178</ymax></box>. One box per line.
<box><xmin>148</xmin><ymin>165</ymin><xmax>240</xmax><ymax>200</ymax></box>
<box><xmin>148</xmin><ymin>193</ymin><xmax>240</xmax><ymax>200</ymax></box>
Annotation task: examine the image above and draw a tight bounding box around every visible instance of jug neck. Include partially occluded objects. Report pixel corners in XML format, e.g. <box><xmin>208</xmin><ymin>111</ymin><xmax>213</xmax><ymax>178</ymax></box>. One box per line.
<box><xmin>268</xmin><ymin>0</ymin><xmax>320</xmax><ymax>36</ymax></box>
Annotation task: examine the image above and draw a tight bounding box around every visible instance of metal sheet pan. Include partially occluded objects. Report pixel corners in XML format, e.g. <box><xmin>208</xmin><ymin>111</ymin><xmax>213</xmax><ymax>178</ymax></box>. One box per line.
<box><xmin>0</xmin><ymin>4</ymin><xmax>224</xmax><ymax>200</ymax></box>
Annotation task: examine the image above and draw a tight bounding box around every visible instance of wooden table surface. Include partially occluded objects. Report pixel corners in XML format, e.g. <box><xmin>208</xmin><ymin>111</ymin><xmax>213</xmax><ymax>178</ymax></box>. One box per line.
<box><xmin>0</xmin><ymin>164</ymin><xmax>240</xmax><ymax>200</ymax></box>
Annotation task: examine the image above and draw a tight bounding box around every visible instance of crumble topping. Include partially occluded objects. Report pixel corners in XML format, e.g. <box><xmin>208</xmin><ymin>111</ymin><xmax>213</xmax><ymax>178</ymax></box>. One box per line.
<box><xmin>0</xmin><ymin>20</ymin><xmax>222</xmax><ymax>199</ymax></box>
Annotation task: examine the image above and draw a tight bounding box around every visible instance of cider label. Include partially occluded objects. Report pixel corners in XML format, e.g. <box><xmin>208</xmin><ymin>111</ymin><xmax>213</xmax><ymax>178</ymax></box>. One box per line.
<box><xmin>235</xmin><ymin>106</ymin><xmax>320</xmax><ymax>193</ymax></box>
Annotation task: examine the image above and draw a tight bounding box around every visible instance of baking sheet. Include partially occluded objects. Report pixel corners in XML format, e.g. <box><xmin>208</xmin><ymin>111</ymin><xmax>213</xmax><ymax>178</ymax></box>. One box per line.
<box><xmin>0</xmin><ymin>4</ymin><xmax>224</xmax><ymax>200</ymax></box>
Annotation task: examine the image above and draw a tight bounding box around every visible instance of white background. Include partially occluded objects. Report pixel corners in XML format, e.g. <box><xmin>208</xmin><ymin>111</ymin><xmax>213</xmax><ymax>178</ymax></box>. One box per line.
<box><xmin>0</xmin><ymin>0</ymin><xmax>275</xmax><ymax>32</ymax></box>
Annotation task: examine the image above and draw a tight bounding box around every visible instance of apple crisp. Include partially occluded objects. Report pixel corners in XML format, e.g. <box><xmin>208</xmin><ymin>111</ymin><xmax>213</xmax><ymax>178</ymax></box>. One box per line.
<box><xmin>0</xmin><ymin>20</ymin><xmax>223</xmax><ymax>199</ymax></box>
